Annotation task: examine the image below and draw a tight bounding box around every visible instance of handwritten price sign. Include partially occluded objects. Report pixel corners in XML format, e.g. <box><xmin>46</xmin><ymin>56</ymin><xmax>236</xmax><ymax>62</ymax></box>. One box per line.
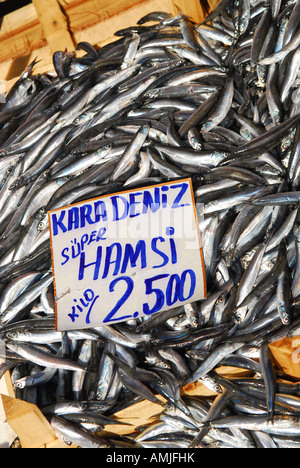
<box><xmin>49</xmin><ymin>178</ymin><xmax>206</xmax><ymax>331</ymax></box>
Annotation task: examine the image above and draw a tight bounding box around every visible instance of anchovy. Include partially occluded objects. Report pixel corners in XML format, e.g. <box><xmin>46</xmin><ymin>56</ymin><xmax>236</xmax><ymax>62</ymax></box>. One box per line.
<box><xmin>0</xmin><ymin>273</ymin><xmax>53</xmax><ymax>325</ymax></box>
<box><xmin>6</xmin><ymin>341</ymin><xmax>90</xmax><ymax>372</ymax></box>
<box><xmin>50</xmin><ymin>415</ymin><xmax>110</xmax><ymax>448</ymax></box>
<box><xmin>208</xmin><ymin>414</ymin><xmax>300</xmax><ymax>436</ymax></box>
<box><xmin>201</xmin><ymin>77</ymin><xmax>234</xmax><ymax>133</ymax></box>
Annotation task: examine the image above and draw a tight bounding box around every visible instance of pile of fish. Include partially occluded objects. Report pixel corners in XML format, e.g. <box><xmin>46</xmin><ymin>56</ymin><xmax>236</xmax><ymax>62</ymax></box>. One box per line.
<box><xmin>0</xmin><ymin>0</ymin><xmax>300</xmax><ymax>449</ymax></box>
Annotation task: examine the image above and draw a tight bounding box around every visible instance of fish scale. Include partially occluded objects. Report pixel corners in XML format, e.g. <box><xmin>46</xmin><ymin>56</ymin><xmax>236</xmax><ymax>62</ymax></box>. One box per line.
<box><xmin>0</xmin><ymin>0</ymin><xmax>299</xmax><ymax>449</ymax></box>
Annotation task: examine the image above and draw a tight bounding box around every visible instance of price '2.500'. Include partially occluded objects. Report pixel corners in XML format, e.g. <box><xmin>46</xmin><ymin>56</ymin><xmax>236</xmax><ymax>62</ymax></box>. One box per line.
<box><xmin>68</xmin><ymin>268</ymin><xmax>197</xmax><ymax>325</ymax></box>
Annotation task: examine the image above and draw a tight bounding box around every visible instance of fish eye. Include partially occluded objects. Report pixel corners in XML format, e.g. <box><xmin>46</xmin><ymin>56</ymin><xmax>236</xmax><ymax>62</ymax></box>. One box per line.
<box><xmin>7</xmin><ymin>331</ymin><xmax>18</xmax><ymax>339</ymax></box>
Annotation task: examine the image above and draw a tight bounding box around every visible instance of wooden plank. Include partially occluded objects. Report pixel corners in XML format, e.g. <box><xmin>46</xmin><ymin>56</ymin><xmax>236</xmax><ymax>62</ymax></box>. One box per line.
<box><xmin>32</xmin><ymin>0</ymin><xmax>76</xmax><ymax>55</ymax></box>
<box><xmin>0</xmin><ymin>0</ymin><xmax>209</xmax><ymax>67</ymax></box>
<box><xmin>0</xmin><ymin>0</ymin><xmax>178</xmax><ymax>87</ymax></box>
<box><xmin>0</xmin><ymin>5</ymin><xmax>45</xmax><ymax>64</ymax></box>
<box><xmin>0</xmin><ymin>4</ymin><xmax>39</xmax><ymax>39</ymax></box>
<box><xmin>0</xmin><ymin>29</ymin><xmax>44</xmax><ymax>65</ymax></box>
<box><xmin>74</xmin><ymin>0</ymin><xmax>178</xmax><ymax>49</ymax></box>
<box><xmin>61</xmin><ymin>0</ymin><xmax>151</xmax><ymax>32</ymax></box>
<box><xmin>0</xmin><ymin>46</ymin><xmax>54</xmax><ymax>91</ymax></box>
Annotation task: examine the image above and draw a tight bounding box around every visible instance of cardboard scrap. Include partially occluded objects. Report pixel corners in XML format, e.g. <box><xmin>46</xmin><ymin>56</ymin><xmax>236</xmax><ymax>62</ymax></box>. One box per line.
<box><xmin>98</xmin><ymin>397</ymin><xmax>166</xmax><ymax>438</ymax></box>
<box><xmin>0</xmin><ymin>372</ymin><xmax>17</xmax><ymax>449</ymax></box>
<box><xmin>2</xmin><ymin>339</ymin><xmax>300</xmax><ymax>448</ymax></box>
<box><xmin>269</xmin><ymin>335</ymin><xmax>300</xmax><ymax>380</ymax></box>
<box><xmin>1</xmin><ymin>394</ymin><xmax>58</xmax><ymax>449</ymax></box>
<box><xmin>0</xmin><ymin>381</ymin><xmax>76</xmax><ymax>448</ymax></box>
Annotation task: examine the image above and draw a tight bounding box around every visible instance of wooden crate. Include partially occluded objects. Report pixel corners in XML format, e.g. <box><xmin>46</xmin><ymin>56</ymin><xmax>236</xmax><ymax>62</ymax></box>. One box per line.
<box><xmin>0</xmin><ymin>0</ymin><xmax>219</xmax><ymax>93</ymax></box>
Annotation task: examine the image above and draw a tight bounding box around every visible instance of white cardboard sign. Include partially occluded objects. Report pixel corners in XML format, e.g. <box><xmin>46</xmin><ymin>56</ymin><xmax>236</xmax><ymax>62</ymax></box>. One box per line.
<box><xmin>48</xmin><ymin>178</ymin><xmax>206</xmax><ymax>331</ymax></box>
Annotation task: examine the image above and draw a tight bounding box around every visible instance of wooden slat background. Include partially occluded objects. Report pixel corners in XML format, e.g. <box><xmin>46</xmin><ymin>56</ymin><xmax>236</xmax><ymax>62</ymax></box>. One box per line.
<box><xmin>0</xmin><ymin>0</ymin><xmax>219</xmax><ymax>92</ymax></box>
